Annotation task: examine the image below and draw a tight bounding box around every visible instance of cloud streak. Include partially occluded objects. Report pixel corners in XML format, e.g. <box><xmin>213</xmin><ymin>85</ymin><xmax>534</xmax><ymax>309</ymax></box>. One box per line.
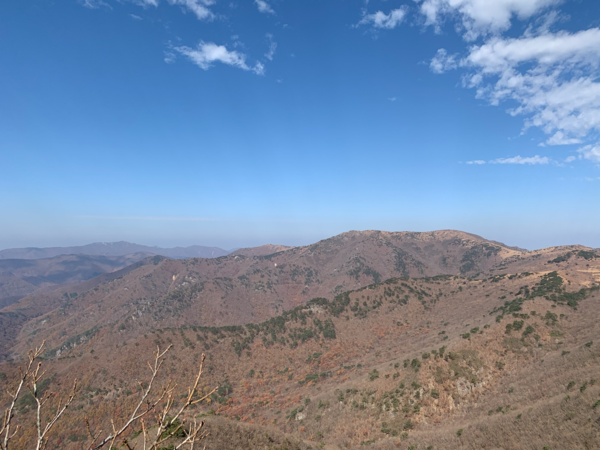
<box><xmin>131</xmin><ymin>0</ymin><xmax>159</xmax><ymax>7</ymax></box>
<box><xmin>168</xmin><ymin>0</ymin><xmax>215</xmax><ymax>20</ymax></box>
<box><xmin>577</xmin><ymin>143</ymin><xmax>600</xmax><ymax>163</ymax></box>
<box><xmin>430</xmin><ymin>48</ymin><xmax>458</xmax><ymax>74</ymax></box>
<box><xmin>463</xmin><ymin>28</ymin><xmax>600</xmax><ymax>146</ymax></box>
<box><xmin>255</xmin><ymin>0</ymin><xmax>275</xmax><ymax>14</ymax></box>
<box><xmin>80</xmin><ymin>0</ymin><xmax>111</xmax><ymax>9</ymax></box>
<box><xmin>467</xmin><ymin>155</ymin><xmax>551</xmax><ymax>165</ymax></box>
<box><xmin>432</xmin><ymin>27</ymin><xmax>600</xmax><ymax>150</ymax></box>
<box><xmin>265</xmin><ymin>34</ymin><xmax>277</xmax><ymax>61</ymax></box>
<box><xmin>419</xmin><ymin>0</ymin><xmax>560</xmax><ymax>40</ymax></box>
<box><xmin>357</xmin><ymin>7</ymin><xmax>408</xmax><ymax>29</ymax></box>
<box><xmin>175</xmin><ymin>41</ymin><xmax>265</xmax><ymax>74</ymax></box>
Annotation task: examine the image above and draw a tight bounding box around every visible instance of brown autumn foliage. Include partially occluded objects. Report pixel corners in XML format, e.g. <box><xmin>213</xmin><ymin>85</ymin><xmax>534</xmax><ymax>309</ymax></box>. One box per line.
<box><xmin>1</xmin><ymin>231</ymin><xmax>600</xmax><ymax>449</ymax></box>
<box><xmin>1</xmin><ymin>344</ymin><xmax>217</xmax><ymax>450</ymax></box>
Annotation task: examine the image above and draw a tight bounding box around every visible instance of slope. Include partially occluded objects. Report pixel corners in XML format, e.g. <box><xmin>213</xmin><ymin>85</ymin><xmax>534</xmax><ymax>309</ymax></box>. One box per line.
<box><xmin>2</xmin><ymin>247</ymin><xmax>600</xmax><ymax>449</ymax></box>
<box><xmin>0</xmin><ymin>253</ymin><xmax>155</xmax><ymax>308</ymax></box>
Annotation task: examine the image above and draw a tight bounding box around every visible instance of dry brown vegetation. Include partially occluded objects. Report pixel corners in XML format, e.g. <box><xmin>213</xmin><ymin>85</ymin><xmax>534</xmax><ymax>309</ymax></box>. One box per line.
<box><xmin>1</xmin><ymin>230</ymin><xmax>600</xmax><ymax>449</ymax></box>
<box><xmin>1</xmin><ymin>343</ymin><xmax>220</xmax><ymax>450</ymax></box>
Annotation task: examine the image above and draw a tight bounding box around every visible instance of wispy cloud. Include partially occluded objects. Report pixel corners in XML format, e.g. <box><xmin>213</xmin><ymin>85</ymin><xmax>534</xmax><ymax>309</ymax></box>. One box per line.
<box><xmin>80</xmin><ymin>0</ymin><xmax>111</xmax><ymax>9</ymax></box>
<box><xmin>164</xmin><ymin>49</ymin><xmax>177</xmax><ymax>64</ymax></box>
<box><xmin>168</xmin><ymin>0</ymin><xmax>215</xmax><ymax>20</ymax></box>
<box><xmin>175</xmin><ymin>41</ymin><xmax>265</xmax><ymax>75</ymax></box>
<box><xmin>78</xmin><ymin>215</ymin><xmax>216</xmax><ymax>221</ymax></box>
<box><xmin>357</xmin><ymin>7</ymin><xmax>408</xmax><ymax>30</ymax></box>
<box><xmin>467</xmin><ymin>155</ymin><xmax>551</xmax><ymax>165</ymax></box>
<box><xmin>491</xmin><ymin>155</ymin><xmax>550</xmax><ymax>165</ymax></box>
<box><xmin>544</xmin><ymin>131</ymin><xmax>582</xmax><ymax>146</ymax></box>
<box><xmin>429</xmin><ymin>48</ymin><xmax>457</xmax><ymax>74</ymax></box>
<box><xmin>130</xmin><ymin>0</ymin><xmax>159</xmax><ymax>7</ymax></box>
<box><xmin>577</xmin><ymin>143</ymin><xmax>600</xmax><ymax>163</ymax></box>
<box><xmin>265</xmin><ymin>34</ymin><xmax>277</xmax><ymax>61</ymax></box>
<box><xmin>255</xmin><ymin>0</ymin><xmax>275</xmax><ymax>14</ymax></box>
<box><xmin>419</xmin><ymin>0</ymin><xmax>560</xmax><ymax>41</ymax></box>
<box><xmin>431</xmin><ymin>27</ymin><xmax>600</xmax><ymax>151</ymax></box>
<box><xmin>463</xmin><ymin>28</ymin><xmax>600</xmax><ymax>147</ymax></box>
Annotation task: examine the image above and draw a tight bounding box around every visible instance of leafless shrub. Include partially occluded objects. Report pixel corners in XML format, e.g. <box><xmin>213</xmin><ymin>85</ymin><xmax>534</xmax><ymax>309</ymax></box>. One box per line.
<box><xmin>1</xmin><ymin>342</ymin><xmax>216</xmax><ymax>450</ymax></box>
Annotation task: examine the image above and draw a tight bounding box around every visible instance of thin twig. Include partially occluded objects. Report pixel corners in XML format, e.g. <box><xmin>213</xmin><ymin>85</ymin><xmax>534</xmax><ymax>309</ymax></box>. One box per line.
<box><xmin>0</xmin><ymin>341</ymin><xmax>46</xmax><ymax>450</ymax></box>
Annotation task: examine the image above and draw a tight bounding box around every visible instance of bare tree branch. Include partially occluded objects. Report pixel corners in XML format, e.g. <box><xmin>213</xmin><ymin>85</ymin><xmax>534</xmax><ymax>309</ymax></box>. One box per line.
<box><xmin>0</xmin><ymin>341</ymin><xmax>46</xmax><ymax>450</ymax></box>
<box><xmin>32</xmin><ymin>375</ymin><xmax>77</xmax><ymax>450</ymax></box>
<box><xmin>1</xmin><ymin>343</ymin><xmax>214</xmax><ymax>450</ymax></box>
<box><xmin>89</xmin><ymin>347</ymin><xmax>216</xmax><ymax>450</ymax></box>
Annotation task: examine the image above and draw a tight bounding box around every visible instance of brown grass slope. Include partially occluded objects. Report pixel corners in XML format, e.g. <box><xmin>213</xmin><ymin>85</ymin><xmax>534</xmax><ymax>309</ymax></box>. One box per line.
<box><xmin>232</xmin><ymin>244</ymin><xmax>295</xmax><ymax>257</ymax></box>
<box><xmin>0</xmin><ymin>253</ymin><xmax>154</xmax><ymax>309</ymax></box>
<box><xmin>1</xmin><ymin>240</ymin><xmax>599</xmax><ymax>449</ymax></box>
<box><xmin>2</xmin><ymin>229</ymin><xmax>527</xmax><ymax>360</ymax></box>
<box><xmin>0</xmin><ymin>255</ymin><xmax>167</xmax><ymax>360</ymax></box>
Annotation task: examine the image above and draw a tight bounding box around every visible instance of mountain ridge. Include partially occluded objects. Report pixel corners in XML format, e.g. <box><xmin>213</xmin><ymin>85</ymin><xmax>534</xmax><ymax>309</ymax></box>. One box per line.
<box><xmin>0</xmin><ymin>241</ymin><xmax>230</xmax><ymax>260</ymax></box>
<box><xmin>1</xmin><ymin>231</ymin><xmax>599</xmax><ymax>449</ymax></box>
<box><xmin>4</xmin><ymin>229</ymin><xmax>598</xmax><ymax>361</ymax></box>
<box><xmin>0</xmin><ymin>252</ymin><xmax>157</xmax><ymax>309</ymax></box>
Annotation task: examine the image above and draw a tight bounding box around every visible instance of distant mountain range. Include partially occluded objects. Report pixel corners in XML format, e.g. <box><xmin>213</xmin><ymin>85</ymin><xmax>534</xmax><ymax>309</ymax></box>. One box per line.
<box><xmin>0</xmin><ymin>241</ymin><xmax>230</xmax><ymax>260</ymax></box>
<box><xmin>0</xmin><ymin>229</ymin><xmax>547</xmax><ymax>345</ymax></box>
<box><xmin>0</xmin><ymin>242</ymin><xmax>231</xmax><ymax>309</ymax></box>
<box><xmin>1</xmin><ymin>229</ymin><xmax>599</xmax><ymax>449</ymax></box>
<box><xmin>0</xmin><ymin>253</ymin><xmax>154</xmax><ymax>309</ymax></box>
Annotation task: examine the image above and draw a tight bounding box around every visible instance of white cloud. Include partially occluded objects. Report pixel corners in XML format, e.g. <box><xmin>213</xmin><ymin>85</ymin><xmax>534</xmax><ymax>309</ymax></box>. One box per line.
<box><xmin>545</xmin><ymin>131</ymin><xmax>582</xmax><ymax>146</ymax></box>
<box><xmin>453</xmin><ymin>28</ymin><xmax>600</xmax><ymax>148</ymax></box>
<box><xmin>80</xmin><ymin>0</ymin><xmax>111</xmax><ymax>9</ymax></box>
<box><xmin>164</xmin><ymin>50</ymin><xmax>176</xmax><ymax>64</ymax></box>
<box><xmin>423</xmin><ymin>2</ymin><xmax>600</xmax><ymax>163</ymax></box>
<box><xmin>430</xmin><ymin>48</ymin><xmax>458</xmax><ymax>73</ymax></box>
<box><xmin>490</xmin><ymin>155</ymin><xmax>550</xmax><ymax>164</ymax></box>
<box><xmin>255</xmin><ymin>0</ymin><xmax>275</xmax><ymax>14</ymax></box>
<box><xmin>175</xmin><ymin>42</ymin><xmax>265</xmax><ymax>75</ymax></box>
<box><xmin>467</xmin><ymin>155</ymin><xmax>552</xmax><ymax>164</ymax></box>
<box><xmin>388</xmin><ymin>97</ymin><xmax>397</xmax><ymax>102</ymax></box>
<box><xmin>357</xmin><ymin>7</ymin><xmax>408</xmax><ymax>29</ymax></box>
<box><xmin>464</xmin><ymin>28</ymin><xmax>600</xmax><ymax>73</ymax></box>
<box><xmin>131</xmin><ymin>0</ymin><xmax>159</xmax><ymax>6</ymax></box>
<box><xmin>168</xmin><ymin>0</ymin><xmax>215</xmax><ymax>20</ymax></box>
<box><xmin>578</xmin><ymin>144</ymin><xmax>600</xmax><ymax>163</ymax></box>
<box><xmin>265</xmin><ymin>34</ymin><xmax>277</xmax><ymax>61</ymax></box>
<box><xmin>419</xmin><ymin>0</ymin><xmax>560</xmax><ymax>40</ymax></box>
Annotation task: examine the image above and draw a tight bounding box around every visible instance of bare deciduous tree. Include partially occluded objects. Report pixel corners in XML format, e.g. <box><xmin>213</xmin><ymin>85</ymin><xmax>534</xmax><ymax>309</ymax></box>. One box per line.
<box><xmin>1</xmin><ymin>343</ymin><xmax>217</xmax><ymax>450</ymax></box>
<box><xmin>1</xmin><ymin>342</ymin><xmax>75</xmax><ymax>450</ymax></box>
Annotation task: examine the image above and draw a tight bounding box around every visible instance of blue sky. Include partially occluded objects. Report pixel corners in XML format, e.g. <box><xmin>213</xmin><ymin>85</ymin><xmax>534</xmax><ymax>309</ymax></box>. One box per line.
<box><xmin>1</xmin><ymin>0</ymin><xmax>600</xmax><ymax>250</ymax></box>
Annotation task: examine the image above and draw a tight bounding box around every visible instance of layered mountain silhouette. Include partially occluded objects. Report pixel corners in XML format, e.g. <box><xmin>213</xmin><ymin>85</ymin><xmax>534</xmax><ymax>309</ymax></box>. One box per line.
<box><xmin>0</xmin><ymin>241</ymin><xmax>230</xmax><ymax>260</ymax></box>
<box><xmin>0</xmin><ymin>253</ymin><xmax>156</xmax><ymax>309</ymax></box>
<box><xmin>0</xmin><ymin>242</ymin><xmax>231</xmax><ymax>309</ymax></box>
<box><xmin>1</xmin><ymin>230</ymin><xmax>526</xmax><ymax>340</ymax></box>
<box><xmin>1</xmin><ymin>230</ymin><xmax>599</xmax><ymax>449</ymax></box>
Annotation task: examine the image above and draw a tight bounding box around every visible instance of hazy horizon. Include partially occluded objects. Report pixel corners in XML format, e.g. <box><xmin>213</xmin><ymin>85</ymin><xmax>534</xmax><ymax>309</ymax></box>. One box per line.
<box><xmin>2</xmin><ymin>225</ymin><xmax>599</xmax><ymax>253</ymax></box>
